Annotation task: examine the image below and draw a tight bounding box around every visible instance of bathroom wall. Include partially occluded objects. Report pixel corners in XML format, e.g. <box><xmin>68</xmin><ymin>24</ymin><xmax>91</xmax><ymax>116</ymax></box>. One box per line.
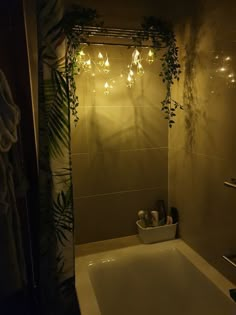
<box><xmin>68</xmin><ymin>0</ymin><xmax>203</xmax><ymax>244</ymax></box>
<box><xmin>69</xmin><ymin>0</ymin><xmax>236</xmax><ymax>286</ymax></box>
<box><xmin>71</xmin><ymin>46</ymin><xmax>168</xmax><ymax>244</ymax></box>
<box><xmin>169</xmin><ymin>0</ymin><xmax>236</xmax><ymax>284</ymax></box>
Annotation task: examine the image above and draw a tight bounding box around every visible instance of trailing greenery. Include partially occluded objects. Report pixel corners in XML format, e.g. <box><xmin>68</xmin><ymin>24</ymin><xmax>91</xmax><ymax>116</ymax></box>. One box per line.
<box><xmin>63</xmin><ymin>6</ymin><xmax>99</xmax><ymax>124</ymax></box>
<box><xmin>64</xmin><ymin>14</ymin><xmax>183</xmax><ymax>127</ymax></box>
<box><xmin>134</xmin><ymin>16</ymin><xmax>183</xmax><ymax>127</ymax></box>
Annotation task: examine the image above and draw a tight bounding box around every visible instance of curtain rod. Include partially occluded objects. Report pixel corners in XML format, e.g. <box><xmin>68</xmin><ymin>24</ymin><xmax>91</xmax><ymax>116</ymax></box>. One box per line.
<box><xmin>72</xmin><ymin>25</ymin><xmax>166</xmax><ymax>48</ymax></box>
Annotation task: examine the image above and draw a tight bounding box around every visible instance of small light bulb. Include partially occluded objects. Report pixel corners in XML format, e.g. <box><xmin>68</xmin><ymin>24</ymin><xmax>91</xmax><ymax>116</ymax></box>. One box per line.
<box><xmin>215</xmin><ymin>55</ymin><xmax>219</xmax><ymax>59</ymax></box>
<box><xmin>127</xmin><ymin>74</ymin><xmax>134</xmax><ymax>88</ymax></box>
<box><xmin>103</xmin><ymin>58</ymin><xmax>110</xmax><ymax>73</ymax></box>
<box><xmin>84</xmin><ymin>59</ymin><xmax>92</xmax><ymax>72</ymax></box>
<box><xmin>77</xmin><ymin>50</ymin><xmax>86</xmax><ymax>65</ymax></box>
<box><xmin>104</xmin><ymin>82</ymin><xmax>110</xmax><ymax>95</ymax></box>
<box><xmin>219</xmin><ymin>67</ymin><xmax>226</xmax><ymax>72</ymax></box>
<box><xmin>129</xmin><ymin>69</ymin><xmax>134</xmax><ymax>76</ymax></box>
<box><xmin>98</xmin><ymin>52</ymin><xmax>104</xmax><ymax>66</ymax></box>
<box><xmin>231</xmin><ymin>79</ymin><xmax>235</xmax><ymax>83</ymax></box>
<box><xmin>147</xmin><ymin>49</ymin><xmax>155</xmax><ymax>64</ymax></box>
<box><xmin>132</xmin><ymin>49</ymin><xmax>140</xmax><ymax>65</ymax></box>
<box><xmin>228</xmin><ymin>73</ymin><xmax>234</xmax><ymax>78</ymax></box>
<box><xmin>225</xmin><ymin>56</ymin><xmax>231</xmax><ymax>61</ymax></box>
<box><xmin>137</xmin><ymin>62</ymin><xmax>144</xmax><ymax>76</ymax></box>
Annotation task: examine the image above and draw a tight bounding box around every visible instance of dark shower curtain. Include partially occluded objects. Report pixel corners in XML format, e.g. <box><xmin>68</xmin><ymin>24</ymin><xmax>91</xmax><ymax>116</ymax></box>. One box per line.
<box><xmin>38</xmin><ymin>0</ymin><xmax>79</xmax><ymax>314</ymax></box>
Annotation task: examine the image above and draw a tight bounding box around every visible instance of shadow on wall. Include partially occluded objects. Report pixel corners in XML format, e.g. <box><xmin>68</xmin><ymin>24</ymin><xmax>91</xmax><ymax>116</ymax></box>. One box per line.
<box><xmin>181</xmin><ymin>0</ymin><xmax>207</xmax><ymax>151</ymax></box>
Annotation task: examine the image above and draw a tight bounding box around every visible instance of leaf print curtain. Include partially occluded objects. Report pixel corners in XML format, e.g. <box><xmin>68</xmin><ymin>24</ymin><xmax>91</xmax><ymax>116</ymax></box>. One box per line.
<box><xmin>37</xmin><ymin>0</ymin><xmax>79</xmax><ymax>314</ymax></box>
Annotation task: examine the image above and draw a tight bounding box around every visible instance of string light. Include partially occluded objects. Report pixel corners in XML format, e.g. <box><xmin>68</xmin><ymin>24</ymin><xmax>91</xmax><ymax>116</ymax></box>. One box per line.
<box><xmin>225</xmin><ymin>56</ymin><xmax>231</xmax><ymax>61</ymax></box>
<box><xmin>137</xmin><ymin>62</ymin><xmax>144</xmax><ymax>76</ymax></box>
<box><xmin>77</xmin><ymin>50</ymin><xmax>86</xmax><ymax>65</ymax></box>
<box><xmin>147</xmin><ymin>49</ymin><xmax>155</xmax><ymax>64</ymax></box>
<box><xmin>97</xmin><ymin>52</ymin><xmax>104</xmax><ymax>66</ymax></box>
<box><xmin>84</xmin><ymin>59</ymin><xmax>92</xmax><ymax>72</ymax></box>
<box><xmin>129</xmin><ymin>69</ymin><xmax>134</xmax><ymax>77</ymax></box>
<box><xmin>103</xmin><ymin>58</ymin><xmax>110</xmax><ymax>73</ymax></box>
<box><xmin>104</xmin><ymin>82</ymin><xmax>110</xmax><ymax>95</ymax></box>
<box><xmin>219</xmin><ymin>67</ymin><xmax>226</xmax><ymax>72</ymax></box>
<box><xmin>127</xmin><ymin>74</ymin><xmax>135</xmax><ymax>87</ymax></box>
<box><xmin>132</xmin><ymin>49</ymin><xmax>140</xmax><ymax>65</ymax></box>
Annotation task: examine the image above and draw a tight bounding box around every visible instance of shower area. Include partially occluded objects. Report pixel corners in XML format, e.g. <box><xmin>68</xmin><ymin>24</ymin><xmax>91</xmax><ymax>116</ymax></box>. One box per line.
<box><xmin>19</xmin><ymin>0</ymin><xmax>236</xmax><ymax>314</ymax></box>
<box><xmin>70</xmin><ymin>0</ymin><xmax>236</xmax><ymax>284</ymax></box>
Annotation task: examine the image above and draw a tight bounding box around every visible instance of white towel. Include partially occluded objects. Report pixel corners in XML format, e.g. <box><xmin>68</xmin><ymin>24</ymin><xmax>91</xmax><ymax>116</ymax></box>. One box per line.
<box><xmin>0</xmin><ymin>70</ymin><xmax>25</xmax><ymax>298</ymax></box>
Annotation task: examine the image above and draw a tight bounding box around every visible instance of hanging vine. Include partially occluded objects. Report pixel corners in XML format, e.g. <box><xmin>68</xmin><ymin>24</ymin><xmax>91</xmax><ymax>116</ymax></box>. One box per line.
<box><xmin>134</xmin><ymin>16</ymin><xmax>183</xmax><ymax>127</ymax></box>
<box><xmin>62</xmin><ymin>5</ymin><xmax>99</xmax><ymax>124</ymax></box>
<box><xmin>62</xmin><ymin>10</ymin><xmax>183</xmax><ymax>127</ymax></box>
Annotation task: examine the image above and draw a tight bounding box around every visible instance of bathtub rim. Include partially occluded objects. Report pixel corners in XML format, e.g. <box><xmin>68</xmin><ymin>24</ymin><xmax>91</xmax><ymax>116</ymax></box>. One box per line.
<box><xmin>75</xmin><ymin>236</ymin><xmax>235</xmax><ymax>315</ymax></box>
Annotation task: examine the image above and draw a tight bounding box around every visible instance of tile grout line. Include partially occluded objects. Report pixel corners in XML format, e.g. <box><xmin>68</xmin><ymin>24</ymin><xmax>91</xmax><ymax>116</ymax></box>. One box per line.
<box><xmin>71</xmin><ymin>146</ymin><xmax>168</xmax><ymax>156</ymax></box>
<box><xmin>74</xmin><ymin>185</ymin><xmax>166</xmax><ymax>200</ymax></box>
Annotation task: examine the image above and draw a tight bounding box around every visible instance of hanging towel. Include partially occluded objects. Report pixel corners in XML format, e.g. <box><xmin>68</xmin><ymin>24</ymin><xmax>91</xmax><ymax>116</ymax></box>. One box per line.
<box><xmin>0</xmin><ymin>69</ymin><xmax>20</xmax><ymax>152</ymax></box>
<box><xmin>0</xmin><ymin>70</ymin><xmax>26</xmax><ymax>299</ymax></box>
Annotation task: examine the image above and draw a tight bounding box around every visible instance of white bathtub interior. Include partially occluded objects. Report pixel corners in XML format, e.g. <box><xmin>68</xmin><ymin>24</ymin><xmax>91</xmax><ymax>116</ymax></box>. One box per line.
<box><xmin>75</xmin><ymin>237</ymin><xmax>236</xmax><ymax>315</ymax></box>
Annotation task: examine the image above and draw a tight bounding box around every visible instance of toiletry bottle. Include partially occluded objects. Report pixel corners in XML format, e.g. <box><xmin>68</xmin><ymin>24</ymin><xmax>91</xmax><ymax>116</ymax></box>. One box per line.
<box><xmin>151</xmin><ymin>211</ymin><xmax>159</xmax><ymax>227</ymax></box>
<box><xmin>156</xmin><ymin>200</ymin><xmax>166</xmax><ymax>225</ymax></box>
<box><xmin>138</xmin><ymin>210</ymin><xmax>146</xmax><ymax>227</ymax></box>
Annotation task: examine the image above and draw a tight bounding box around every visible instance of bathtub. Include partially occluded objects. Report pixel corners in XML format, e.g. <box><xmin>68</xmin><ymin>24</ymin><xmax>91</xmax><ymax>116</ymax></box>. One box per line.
<box><xmin>75</xmin><ymin>237</ymin><xmax>236</xmax><ymax>315</ymax></box>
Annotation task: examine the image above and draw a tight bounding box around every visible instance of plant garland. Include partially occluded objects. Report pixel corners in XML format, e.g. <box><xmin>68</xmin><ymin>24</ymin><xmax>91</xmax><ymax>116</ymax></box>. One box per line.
<box><xmin>62</xmin><ymin>9</ymin><xmax>183</xmax><ymax>127</ymax></box>
<box><xmin>134</xmin><ymin>17</ymin><xmax>183</xmax><ymax>127</ymax></box>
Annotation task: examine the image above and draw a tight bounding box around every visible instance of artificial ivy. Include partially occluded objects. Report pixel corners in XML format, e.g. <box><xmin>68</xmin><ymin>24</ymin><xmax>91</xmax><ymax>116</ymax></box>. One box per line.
<box><xmin>135</xmin><ymin>17</ymin><xmax>183</xmax><ymax>127</ymax></box>
<box><xmin>63</xmin><ymin>5</ymin><xmax>99</xmax><ymax>124</ymax></box>
<box><xmin>62</xmin><ymin>9</ymin><xmax>182</xmax><ymax>127</ymax></box>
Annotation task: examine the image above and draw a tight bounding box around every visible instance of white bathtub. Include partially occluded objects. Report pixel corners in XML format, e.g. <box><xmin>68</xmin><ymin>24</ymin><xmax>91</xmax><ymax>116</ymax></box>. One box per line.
<box><xmin>75</xmin><ymin>237</ymin><xmax>236</xmax><ymax>315</ymax></box>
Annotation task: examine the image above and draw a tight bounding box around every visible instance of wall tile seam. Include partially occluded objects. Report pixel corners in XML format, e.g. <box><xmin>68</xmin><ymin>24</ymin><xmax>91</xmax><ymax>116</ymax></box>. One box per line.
<box><xmin>168</xmin><ymin>147</ymin><xmax>232</xmax><ymax>162</ymax></box>
<box><xmin>71</xmin><ymin>146</ymin><xmax>168</xmax><ymax>156</ymax></box>
<box><xmin>73</xmin><ymin>186</ymin><xmax>167</xmax><ymax>200</ymax></box>
<box><xmin>74</xmin><ymin>105</ymin><xmax>167</xmax><ymax>108</ymax></box>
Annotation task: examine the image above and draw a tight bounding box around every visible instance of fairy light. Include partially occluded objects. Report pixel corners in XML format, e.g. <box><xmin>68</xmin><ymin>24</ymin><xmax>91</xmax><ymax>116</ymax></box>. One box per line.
<box><xmin>219</xmin><ymin>67</ymin><xmax>226</xmax><ymax>72</ymax></box>
<box><xmin>225</xmin><ymin>56</ymin><xmax>231</xmax><ymax>61</ymax></box>
<box><xmin>77</xmin><ymin>50</ymin><xmax>86</xmax><ymax>65</ymax></box>
<box><xmin>129</xmin><ymin>69</ymin><xmax>134</xmax><ymax>76</ymax></box>
<box><xmin>147</xmin><ymin>49</ymin><xmax>155</xmax><ymax>64</ymax></box>
<box><xmin>103</xmin><ymin>58</ymin><xmax>110</xmax><ymax>73</ymax></box>
<box><xmin>231</xmin><ymin>79</ymin><xmax>235</xmax><ymax>83</ymax></box>
<box><xmin>84</xmin><ymin>59</ymin><xmax>92</xmax><ymax>72</ymax></box>
<box><xmin>98</xmin><ymin>52</ymin><xmax>104</xmax><ymax>66</ymax></box>
<box><xmin>228</xmin><ymin>73</ymin><xmax>234</xmax><ymax>78</ymax></box>
<box><xmin>127</xmin><ymin>74</ymin><xmax>134</xmax><ymax>87</ymax></box>
<box><xmin>104</xmin><ymin>82</ymin><xmax>110</xmax><ymax>95</ymax></box>
<box><xmin>132</xmin><ymin>49</ymin><xmax>140</xmax><ymax>65</ymax></box>
<box><xmin>137</xmin><ymin>62</ymin><xmax>144</xmax><ymax>76</ymax></box>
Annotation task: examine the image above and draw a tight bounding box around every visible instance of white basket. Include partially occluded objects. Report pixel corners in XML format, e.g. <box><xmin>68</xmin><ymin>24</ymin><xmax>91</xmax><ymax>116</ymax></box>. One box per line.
<box><xmin>136</xmin><ymin>220</ymin><xmax>177</xmax><ymax>244</ymax></box>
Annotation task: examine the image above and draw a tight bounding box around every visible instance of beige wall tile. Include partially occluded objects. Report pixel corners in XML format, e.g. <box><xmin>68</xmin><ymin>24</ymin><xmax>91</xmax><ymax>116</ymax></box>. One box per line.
<box><xmin>72</xmin><ymin>148</ymin><xmax>168</xmax><ymax>197</ymax></box>
<box><xmin>74</xmin><ymin>187</ymin><xmax>168</xmax><ymax>244</ymax></box>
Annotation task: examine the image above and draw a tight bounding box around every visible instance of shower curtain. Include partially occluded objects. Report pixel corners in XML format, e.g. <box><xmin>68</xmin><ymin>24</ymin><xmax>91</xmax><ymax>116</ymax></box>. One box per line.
<box><xmin>38</xmin><ymin>0</ymin><xmax>79</xmax><ymax>314</ymax></box>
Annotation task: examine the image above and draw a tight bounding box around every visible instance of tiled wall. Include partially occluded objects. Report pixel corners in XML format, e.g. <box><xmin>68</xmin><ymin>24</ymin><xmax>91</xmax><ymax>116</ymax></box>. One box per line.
<box><xmin>71</xmin><ymin>46</ymin><xmax>168</xmax><ymax>243</ymax></box>
<box><xmin>70</xmin><ymin>0</ymin><xmax>236</xmax><ymax>286</ymax></box>
<box><xmin>169</xmin><ymin>2</ymin><xmax>236</xmax><ymax>284</ymax></box>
